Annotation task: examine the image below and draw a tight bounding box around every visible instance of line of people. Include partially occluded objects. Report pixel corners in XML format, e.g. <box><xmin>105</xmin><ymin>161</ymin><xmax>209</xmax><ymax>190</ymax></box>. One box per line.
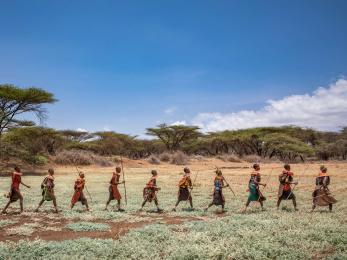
<box><xmin>1</xmin><ymin>164</ymin><xmax>337</xmax><ymax>214</ymax></box>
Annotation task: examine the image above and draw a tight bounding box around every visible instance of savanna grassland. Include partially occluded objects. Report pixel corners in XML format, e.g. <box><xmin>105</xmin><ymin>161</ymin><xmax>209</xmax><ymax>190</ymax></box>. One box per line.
<box><xmin>0</xmin><ymin>158</ymin><xmax>346</xmax><ymax>259</ymax></box>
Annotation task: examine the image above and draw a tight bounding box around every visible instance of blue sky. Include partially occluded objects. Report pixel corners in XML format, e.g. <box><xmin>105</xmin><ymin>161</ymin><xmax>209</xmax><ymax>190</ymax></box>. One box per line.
<box><xmin>1</xmin><ymin>0</ymin><xmax>347</xmax><ymax>136</ymax></box>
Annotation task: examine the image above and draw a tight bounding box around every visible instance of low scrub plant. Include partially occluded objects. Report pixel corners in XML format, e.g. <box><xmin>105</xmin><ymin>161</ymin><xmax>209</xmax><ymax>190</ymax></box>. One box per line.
<box><xmin>170</xmin><ymin>151</ymin><xmax>189</xmax><ymax>165</ymax></box>
<box><xmin>147</xmin><ymin>155</ymin><xmax>161</xmax><ymax>165</ymax></box>
<box><xmin>65</xmin><ymin>222</ymin><xmax>110</xmax><ymax>232</ymax></box>
<box><xmin>54</xmin><ymin>150</ymin><xmax>112</xmax><ymax>166</ymax></box>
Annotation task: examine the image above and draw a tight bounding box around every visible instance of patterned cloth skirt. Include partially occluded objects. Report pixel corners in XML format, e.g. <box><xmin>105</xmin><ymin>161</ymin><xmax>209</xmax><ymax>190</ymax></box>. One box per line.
<box><xmin>8</xmin><ymin>187</ymin><xmax>21</xmax><ymax>202</ymax></box>
<box><xmin>212</xmin><ymin>189</ymin><xmax>225</xmax><ymax>205</ymax></box>
<box><xmin>178</xmin><ymin>187</ymin><xmax>191</xmax><ymax>201</ymax></box>
<box><xmin>143</xmin><ymin>188</ymin><xmax>156</xmax><ymax>202</ymax></box>
<box><xmin>248</xmin><ymin>184</ymin><xmax>266</xmax><ymax>202</ymax></box>
<box><xmin>71</xmin><ymin>190</ymin><xmax>87</xmax><ymax>205</ymax></box>
<box><xmin>279</xmin><ymin>190</ymin><xmax>295</xmax><ymax>200</ymax></box>
<box><xmin>312</xmin><ymin>189</ymin><xmax>337</xmax><ymax>206</ymax></box>
<box><xmin>42</xmin><ymin>187</ymin><xmax>55</xmax><ymax>201</ymax></box>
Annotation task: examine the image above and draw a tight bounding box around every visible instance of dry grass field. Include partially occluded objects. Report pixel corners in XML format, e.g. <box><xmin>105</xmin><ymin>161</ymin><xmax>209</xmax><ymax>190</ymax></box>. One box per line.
<box><xmin>0</xmin><ymin>158</ymin><xmax>346</xmax><ymax>259</ymax></box>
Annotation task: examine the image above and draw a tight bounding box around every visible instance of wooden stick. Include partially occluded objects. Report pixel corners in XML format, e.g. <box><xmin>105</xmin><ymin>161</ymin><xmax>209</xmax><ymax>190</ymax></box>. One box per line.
<box><xmin>120</xmin><ymin>156</ymin><xmax>127</xmax><ymax>205</ymax></box>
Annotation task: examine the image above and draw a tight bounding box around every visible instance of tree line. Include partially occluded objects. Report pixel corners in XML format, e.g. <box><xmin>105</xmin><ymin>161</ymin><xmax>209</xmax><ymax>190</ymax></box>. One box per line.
<box><xmin>1</xmin><ymin>84</ymin><xmax>347</xmax><ymax>166</ymax></box>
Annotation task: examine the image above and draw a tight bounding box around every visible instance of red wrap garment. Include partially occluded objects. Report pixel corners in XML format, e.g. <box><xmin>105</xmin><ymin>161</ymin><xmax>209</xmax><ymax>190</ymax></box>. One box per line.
<box><xmin>71</xmin><ymin>177</ymin><xmax>86</xmax><ymax>205</ymax></box>
<box><xmin>283</xmin><ymin>170</ymin><xmax>294</xmax><ymax>192</ymax></box>
<box><xmin>109</xmin><ymin>173</ymin><xmax>122</xmax><ymax>200</ymax></box>
<box><xmin>12</xmin><ymin>172</ymin><xmax>22</xmax><ymax>190</ymax></box>
<box><xmin>9</xmin><ymin>171</ymin><xmax>22</xmax><ymax>202</ymax></box>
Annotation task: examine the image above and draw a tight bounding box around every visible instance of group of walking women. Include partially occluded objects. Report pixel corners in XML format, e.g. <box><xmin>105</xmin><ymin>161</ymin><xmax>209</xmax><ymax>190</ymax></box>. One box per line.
<box><xmin>1</xmin><ymin>163</ymin><xmax>337</xmax><ymax>214</ymax></box>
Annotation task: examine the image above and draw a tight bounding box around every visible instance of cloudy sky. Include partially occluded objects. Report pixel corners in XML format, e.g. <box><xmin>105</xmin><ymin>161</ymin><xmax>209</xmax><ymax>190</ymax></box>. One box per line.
<box><xmin>1</xmin><ymin>1</ymin><xmax>347</xmax><ymax>136</ymax></box>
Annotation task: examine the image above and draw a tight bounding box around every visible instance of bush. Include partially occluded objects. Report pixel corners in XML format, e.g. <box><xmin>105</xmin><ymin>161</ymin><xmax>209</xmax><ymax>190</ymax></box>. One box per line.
<box><xmin>242</xmin><ymin>154</ymin><xmax>281</xmax><ymax>163</ymax></box>
<box><xmin>217</xmin><ymin>154</ymin><xmax>242</xmax><ymax>163</ymax></box>
<box><xmin>147</xmin><ymin>155</ymin><xmax>160</xmax><ymax>165</ymax></box>
<box><xmin>170</xmin><ymin>151</ymin><xmax>189</xmax><ymax>165</ymax></box>
<box><xmin>32</xmin><ymin>155</ymin><xmax>49</xmax><ymax>165</ymax></box>
<box><xmin>66</xmin><ymin>222</ymin><xmax>110</xmax><ymax>232</ymax></box>
<box><xmin>54</xmin><ymin>150</ymin><xmax>112</xmax><ymax>166</ymax></box>
<box><xmin>242</xmin><ymin>155</ymin><xmax>262</xmax><ymax>163</ymax></box>
<box><xmin>192</xmin><ymin>155</ymin><xmax>206</xmax><ymax>161</ymax></box>
<box><xmin>159</xmin><ymin>152</ymin><xmax>171</xmax><ymax>162</ymax></box>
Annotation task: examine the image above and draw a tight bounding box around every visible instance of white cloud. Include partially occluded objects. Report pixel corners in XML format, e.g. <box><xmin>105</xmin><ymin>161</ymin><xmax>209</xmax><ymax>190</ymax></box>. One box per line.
<box><xmin>192</xmin><ymin>79</ymin><xmax>347</xmax><ymax>132</ymax></box>
<box><xmin>164</xmin><ymin>106</ymin><xmax>177</xmax><ymax>115</ymax></box>
<box><xmin>171</xmin><ymin>120</ymin><xmax>187</xmax><ymax>126</ymax></box>
<box><xmin>76</xmin><ymin>128</ymin><xmax>88</xmax><ymax>132</ymax></box>
<box><xmin>103</xmin><ymin>126</ymin><xmax>111</xmax><ymax>131</ymax></box>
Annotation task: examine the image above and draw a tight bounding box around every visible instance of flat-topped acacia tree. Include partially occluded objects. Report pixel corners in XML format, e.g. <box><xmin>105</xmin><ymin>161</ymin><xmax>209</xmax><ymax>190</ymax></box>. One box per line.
<box><xmin>0</xmin><ymin>84</ymin><xmax>56</xmax><ymax>153</ymax></box>
<box><xmin>146</xmin><ymin>124</ymin><xmax>201</xmax><ymax>151</ymax></box>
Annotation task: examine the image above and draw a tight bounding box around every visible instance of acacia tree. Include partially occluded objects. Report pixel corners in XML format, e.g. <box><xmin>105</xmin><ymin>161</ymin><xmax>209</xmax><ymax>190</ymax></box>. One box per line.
<box><xmin>146</xmin><ymin>124</ymin><xmax>201</xmax><ymax>151</ymax></box>
<box><xmin>0</xmin><ymin>84</ymin><xmax>56</xmax><ymax>157</ymax></box>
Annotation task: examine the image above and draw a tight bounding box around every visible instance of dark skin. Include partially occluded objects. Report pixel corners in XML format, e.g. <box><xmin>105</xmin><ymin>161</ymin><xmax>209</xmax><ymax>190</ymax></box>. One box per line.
<box><xmin>35</xmin><ymin>169</ymin><xmax>58</xmax><ymax>213</ymax></box>
<box><xmin>105</xmin><ymin>167</ymin><xmax>125</xmax><ymax>211</ymax></box>
<box><xmin>276</xmin><ymin>165</ymin><xmax>298</xmax><ymax>210</ymax></box>
<box><xmin>140</xmin><ymin>172</ymin><xmax>162</xmax><ymax>212</ymax></box>
<box><xmin>2</xmin><ymin>168</ymin><xmax>31</xmax><ymax>214</ymax></box>
<box><xmin>242</xmin><ymin>165</ymin><xmax>266</xmax><ymax>213</ymax></box>
<box><xmin>70</xmin><ymin>173</ymin><xmax>89</xmax><ymax>211</ymax></box>
<box><xmin>173</xmin><ymin>168</ymin><xmax>193</xmax><ymax>211</ymax></box>
<box><xmin>204</xmin><ymin>172</ymin><xmax>229</xmax><ymax>212</ymax></box>
<box><xmin>311</xmin><ymin>168</ymin><xmax>333</xmax><ymax>212</ymax></box>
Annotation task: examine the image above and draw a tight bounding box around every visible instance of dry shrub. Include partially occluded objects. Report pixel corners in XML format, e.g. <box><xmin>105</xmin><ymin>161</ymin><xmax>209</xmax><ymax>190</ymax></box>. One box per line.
<box><xmin>170</xmin><ymin>151</ymin><xmax>189</xmax><ymax>165</ymax></box>
<box><xmin>54</xmin><ymin>150</ymin><xmax>113</xmax><ymax>166</ymax></box>
<box><xmin>192</xmin><ymin>155</ymin><xmax>206</xmax><ymax>161</ymax></box>
<box><xmin>147</xmin><ymin>155</ymin><xmax>160</xmax><ymax>165</ymax></box>
<box><xmin>217</xmin><ymin>154</ymin><xmax>242</xmax><ymax>163</ymax></box>
<box><xmin>242</xmin><ymin>155</ymin><xmax>262</xmax><ymax>163</ymax></box>
<box><xmin>242</xmin><ymin>155</ymin><xmax>281</xmax><ymax>163</ymax></box>
<box><xmin>159</xmin><ymin>152</ymin><xmax>171</xmax><ymax>162</ymax></box>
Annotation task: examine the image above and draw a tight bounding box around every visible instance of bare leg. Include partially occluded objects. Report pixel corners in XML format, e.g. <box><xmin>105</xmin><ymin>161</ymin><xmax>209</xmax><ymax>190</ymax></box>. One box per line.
<box><xmin>117</xmin><ymin>200</ymin><xmax>124</xmax><ymax>211</ymax></box>
<box><xmin>2</xmin><ymin>201</ymin><xmax>12</xmax><ymax>214</ymax></box>
<box><xmin>259</xmin><ymin>200</ymin><xmax>264</xmax><ymax>210</ymax></box>
<box><xmin>173</xmin><ymin>200</ymin><xmax>180</xmax><ymax>211</ymax></box>
<box><xmin>292</xmin><ymin>197</ymin><xmax>297</xmax><ymax>210</ymax></box>
<box><xmin>242</xmin><ymin>199</ymin><xmax>251</xmax><ymax>212</ymax></box>
<box><xmin>189</xmin><ymin>197</ymin><xmax>193</xmax><ymax>209</ymax></box>
<box><xmin>154</xmin><ymin>198</ymin><xmax>162</xmax><ymax>212</ymax></box>
<box><xmin>276</xmin><ymin>198</ymin><xmax>282</xmax><ymax>209</ymax></box>
<box><xmin>329</xmin><ymin>204</ymin><xmax>332</xmax><ymax>212</ymax></box>
<box><xmin>204</xmin><ymin>202</ymin><xmax>214</xmax><ymax>211</ymax></box>
<box><xmin>105</xmin><ymin>199</ymin><xmax>111</xmax><ymax>210</ymax></box>
<box><xmin>35</xmin><ymin>199</ymin><xmax>45</xmax><ymax>212</ymax></box>
<box><xmin>140</xmin><ymin>199</ymin><xmax>148</xmax><ymax>210</ymax></box>
<box><xmin>52</xmin><ymin>197</ymin><xmax>58</xmax><ymax>213</ymax></box>
<box><xmin>85</xmin><ymin>201</ymin><xmax>89</xmax><ymax>211</ymax></box>
<box><xmin>19</xmin><ymin>194</ymin><xmax>24</xmax><ymax>213</ymax></box>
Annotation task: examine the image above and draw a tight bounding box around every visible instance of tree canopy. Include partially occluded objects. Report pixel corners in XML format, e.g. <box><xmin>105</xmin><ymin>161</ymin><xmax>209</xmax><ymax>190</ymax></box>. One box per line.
<box><xmin>146</xmin><ymin>124</ymin><xmax>201</xmax><ymax>151</ymax></box>
<box><xmin>0</xmin><ymin>84</ymin><xmax>56</xmax><ymax>135</ymax></box>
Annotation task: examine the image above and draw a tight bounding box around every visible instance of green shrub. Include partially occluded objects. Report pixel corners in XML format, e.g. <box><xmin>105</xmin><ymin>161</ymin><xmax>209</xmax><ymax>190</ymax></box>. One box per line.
<box><xmin>65</xmin><ymin>222</ymin><xmax>110</xmax><ymax>232</ymax></box>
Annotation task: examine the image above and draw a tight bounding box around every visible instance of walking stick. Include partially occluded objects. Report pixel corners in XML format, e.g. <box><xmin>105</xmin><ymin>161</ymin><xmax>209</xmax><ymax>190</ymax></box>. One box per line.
<box><xmin>257</xmin><ymin>167</ymin><xmax>274</xmax><ymax>202</ymax></box>
<box><xmin>223</xmin><ymin>177</ymin><xmax>236</xmax><ymax>197</ymax></box>
<box><xmin>84</xmin><ymin>184</ymin><xmax>93</xmax><ymax>203</ymax></box>
<box><xmin>214</xmin><ymin>166</ymin><xmax>236</xmax><ymax>196</ymax></box>
<box><xmin>285</xmin><ymin>164</ymin><xmax>308</xmax><ymax>200</ymax></box>
<box><xmin>285</xmin><ymin>183</ymin><xmax>298</xmax><ymax>200</ymax></box>
<box><xmin>120</xmin><ymin>156</ymin><xmax>127</xmax><ymax>205</ymax></box>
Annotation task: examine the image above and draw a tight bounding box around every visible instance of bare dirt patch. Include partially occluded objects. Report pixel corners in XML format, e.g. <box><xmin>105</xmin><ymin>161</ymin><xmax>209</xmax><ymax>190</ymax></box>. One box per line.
<box><xmin>0</xmin><ymin>213</ymin><xmax>198</xmax><ymax>242</ymax></box>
